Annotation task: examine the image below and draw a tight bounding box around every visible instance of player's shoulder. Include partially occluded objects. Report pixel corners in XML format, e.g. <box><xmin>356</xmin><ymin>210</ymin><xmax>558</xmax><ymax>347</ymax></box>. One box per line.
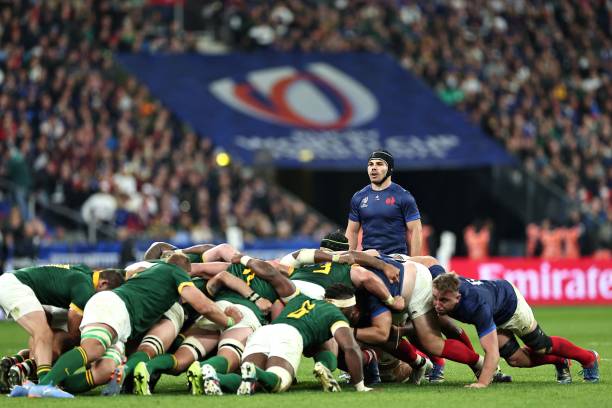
<box><xmin>390</xmin><ymin>182</ymin><xmax>413</xmax><ymax>196</ymax></box>
<box><xmin>353</xmin><ymin>185</ymin><xmax>372</xmax><ymax>197</ymax></box>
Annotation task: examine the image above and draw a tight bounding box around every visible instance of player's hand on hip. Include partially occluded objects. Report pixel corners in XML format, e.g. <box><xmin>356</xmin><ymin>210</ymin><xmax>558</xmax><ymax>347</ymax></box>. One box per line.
<box><xmin>383</xmin><ymin>264</ymin><xmax>400</xmax><ymax>283</ymax></box>
<box><xmin>225</xmin><ymin>306</ymin><xmax>243</xmax><ymax>323</ymax></box>
<box><xmin>465</xmin><ymin>383</ymin><xmax>488</xmax><ymax>389</ymax></box>
<box><xmin>389</xmin><ymin>296</ymin><xmax>405</xmax><ymax>311</ymax></box>
<box><xmin>255</xmin><ymin>298</ymin><xmax>272</xmax><ymax>314</ymax></box>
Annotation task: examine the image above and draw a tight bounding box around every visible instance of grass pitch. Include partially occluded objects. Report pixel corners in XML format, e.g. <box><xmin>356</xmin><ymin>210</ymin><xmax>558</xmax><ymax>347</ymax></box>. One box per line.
<box><xmin>1</xmin><ymin>307</ymin><xmax>610</xmax><ymax>407</ymax></box>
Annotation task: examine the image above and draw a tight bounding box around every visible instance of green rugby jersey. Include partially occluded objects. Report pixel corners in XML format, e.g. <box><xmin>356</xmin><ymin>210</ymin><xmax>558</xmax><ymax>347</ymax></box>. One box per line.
<box><xmin>289</xmin><ymin>262</ymin><xmax>354</xmax><ymax>289</ymax></box>
<box><xmin>13</xmin><ymin>264</ymin><xmax>96</xmax><ymax>313</ymax></box>
<box><xmin>214</xmin><ymin>263</ymin><xmax>279</xmax><ymax>324</ymax></box>
<box><xmin>273</xmin><ymin>294</ymin><xmax>349</xmax><ymax>349</ymax></box>
<box><xmin>113</xmin><ymin>262</ymin><xmax>194</xmax><ymax>337</ymax></box>
<box><xmin>184</xmin><ymin>252</ymin><xmax>205</xmax><ymax>264</ymax></box>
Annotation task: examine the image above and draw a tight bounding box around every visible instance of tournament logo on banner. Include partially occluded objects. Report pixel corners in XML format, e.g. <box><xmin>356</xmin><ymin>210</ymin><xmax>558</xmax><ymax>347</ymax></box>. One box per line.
<box><xmin>117</xmin><ymin>53</ymin><xmax>514</xmax><ymax>169</ymax></box>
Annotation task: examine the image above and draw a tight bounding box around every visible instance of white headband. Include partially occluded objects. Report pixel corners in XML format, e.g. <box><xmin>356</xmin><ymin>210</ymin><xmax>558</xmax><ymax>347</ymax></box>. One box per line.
<box><xmin>327</xmin><ymin>296</ymin><xmax>356</xmax><ymax>308</ymax></box>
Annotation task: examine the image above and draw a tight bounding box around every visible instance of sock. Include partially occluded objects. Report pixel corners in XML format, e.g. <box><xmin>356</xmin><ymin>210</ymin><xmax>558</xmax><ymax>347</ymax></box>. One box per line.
<box><xmin>389</xmin><ymin>339</ymin><xmax>421</xmax><ymax>366</ymax></box>
<box><xmin>62</xmin><ymin>369</ymin><xmax>96</xmax><ymax>394</ymax></box>
<box><xmin>524</xmin><ymin>348</ymin><xmax>566</xmax><ymax>367</ymax></box>
<box><xmin>362</xmin><ymin>349</ymin><xmax>375</xmax><ymax>366</ymax></box>
<box><xmin>124</xmin><ymin>351</ymin><xmax>151</xmax><ymax>377</ymax></box>
<box><xmin>441</xmin><ymin>339</ymin><xmax>480</xmax><ymax>366</ymax></box>
<box><xmin>17</xmin><ymin>359</ymin><xmax>36</xmax><ymax>377</ymax></box>
<box><xmin>314</xmin><ymin>351</ymin><xmax>338</xmax><ymax>371</ymax></box>
<box><xmin>203</xmin><ymin>356</ymin><xmax>229</xmax><ymax>374</ymax></box>
<box><xmin>39</xmin><ymin>347</ymin><xmax>88</xmax><ymax>386</ymax></box>
<box><xmin>218</xmin><ymin>373</ymin><xmax>242</xmax><ymax>393</ymax></box>
<box><xmin>457</xmin><ymin>329</ymin><xmax>476</xmax><ymax>352</ymax></box>
<box><xmin>36</xmin><ymin>364</ymin><xmax>51</xmax><ymax>378</ymax></box>
<box><xmin>254</xmin><ymin>366</ymin><xmax>280</xmax><ymax>391</ymax></box>
<box><xmin>549</xmin><ymin>336</ymin><xmax>595</xmax><ymax>367</ymax></box>
<box><xmin>146</xmin><ymin>354</ymin><xmax>177</xmax><ymax>376</ymax></box>
<box><xmin>8</xmin><ymin>354</ymin><xmax>25</xmax><ymax>365</ymax></box>
<box><xmin>429</xmin><ymin>355</ymin><xmax>446</xmax><ymax>367</ymax></box>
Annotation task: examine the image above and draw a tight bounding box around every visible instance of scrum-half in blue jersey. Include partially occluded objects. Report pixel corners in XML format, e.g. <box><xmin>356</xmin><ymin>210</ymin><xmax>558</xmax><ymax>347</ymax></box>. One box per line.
<box><xmin>348</xmin><ymin>182</ymin><xmax>420</xmax><ymax>255</ymax></box>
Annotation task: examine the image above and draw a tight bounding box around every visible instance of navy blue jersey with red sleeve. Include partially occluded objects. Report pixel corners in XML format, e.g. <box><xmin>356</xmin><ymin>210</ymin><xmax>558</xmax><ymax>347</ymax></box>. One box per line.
<box><xmin>448</xmin><ymin>278</ymin><xmax>518</xmax><ymax>338</ymax></box>
<box><xmin>348</xmin><ymin>182</ymin><xmax>420</xmax><ymax>255</ymax></box>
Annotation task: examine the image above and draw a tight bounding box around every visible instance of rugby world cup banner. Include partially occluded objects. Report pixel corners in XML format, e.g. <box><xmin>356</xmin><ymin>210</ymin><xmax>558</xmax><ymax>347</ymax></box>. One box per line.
<box><xmin>117</xmin><ymin>53</ymin><xmax>514</xmax><ymax>169</ymax></box>
<box><xmin>450</xmin><ymin>258</ymin><xmax>612</xmax><ymax>305</ymax></box>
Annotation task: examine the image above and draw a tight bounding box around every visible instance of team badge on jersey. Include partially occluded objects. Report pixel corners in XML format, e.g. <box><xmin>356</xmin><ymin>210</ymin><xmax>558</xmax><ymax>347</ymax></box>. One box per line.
<box><xmin>360</xmin><ymin>196</ymin><xmax>369</xmax><ymax>208</ymax></box>
<box><xmin>385</xmin><ymin>196</ymin><xmax>396</xmax><ymax>206</ymax></box>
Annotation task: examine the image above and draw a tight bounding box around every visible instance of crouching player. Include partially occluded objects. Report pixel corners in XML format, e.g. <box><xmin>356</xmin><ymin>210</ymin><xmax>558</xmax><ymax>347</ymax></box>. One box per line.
<box><xmin>191</xmin><ymin>284</ymin><xmax>370</xmax><ymax>395</ymax></box>
<box><xmin>432</xmin><ymin>273</ymin><xmax>600</xmax><ymax>387</ymax></box>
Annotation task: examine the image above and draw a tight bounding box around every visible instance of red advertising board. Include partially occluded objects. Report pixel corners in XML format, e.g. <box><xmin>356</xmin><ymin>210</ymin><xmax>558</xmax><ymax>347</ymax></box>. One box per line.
<box><xmin>449</xmin><ymin>258</ymin><xmax>612</xmax><ymax>305</ymax></box>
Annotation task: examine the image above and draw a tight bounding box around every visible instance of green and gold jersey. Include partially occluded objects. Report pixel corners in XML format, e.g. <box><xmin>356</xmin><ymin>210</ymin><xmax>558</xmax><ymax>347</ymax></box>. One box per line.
<box><xmin>13</xmin><ymin>264</ymin><xmax>96</xmax><ymax>314</ymax></box>
<box><xmin>289</xmin><ymin>262</ymin><xmax>353</xmax><ymax>290</ymax></box>
<box><xmin>214</xmin><ymin>263</ymin><xmax>279</xmax><ymax>324</ymax></box>
<box><xmin>273</xmin><ymin>294</ymin><xmax>350</xmax><ymax>349</ymax></box>
<box><xmin>113</xmin><ymin>262</ymin><xmax>194</xmax><ymax>337</ymax></box>
<box><xmin>184</xmin><ymin>252</ymin><xmax>205</xmax><ymax>264</ymax></box>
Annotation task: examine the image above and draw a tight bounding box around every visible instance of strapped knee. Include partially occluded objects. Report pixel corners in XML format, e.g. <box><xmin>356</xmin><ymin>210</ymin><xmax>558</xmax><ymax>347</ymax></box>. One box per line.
<box><xmin>179</xmin><ymin>336</ymin><xmax>207</xmax><ymax>361</ymax></box>
<box><xmin>101</xmin><ymin>346</ymin><xmax>124</xmax><ymax>366</ymax></box>
<box><xmin>140</xmin><ymin>335</ymin><xmax>165</xmax><ymax>356</ymax></box>
<box><xmin>81</xmin><ymin>326</ymin><xmax>113</xmax><ymax>350</ymax></box>
<box><xmin>218</xmin><ymin>338</ymin><xmax>244</xmax><ymax>360</ymax></box>
<box><xmin>266</xmin><ymin>366</ymin><xmax>293</xmax><ymax>393</ymax></box>
<box><xmin>499</xmin><ymin>336</ymin><xmax>521</xmax><ymax>360</ymax></box>
<box><xmin>520</xmin><ymin>325</ymin><xmax>552</xmax><ymax>353</ymax></box>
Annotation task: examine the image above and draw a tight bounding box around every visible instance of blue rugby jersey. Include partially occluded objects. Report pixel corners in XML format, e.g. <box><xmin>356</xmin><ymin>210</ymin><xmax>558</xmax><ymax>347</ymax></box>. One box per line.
<box><xmin>448</xmin><ymin>278</ymin><xmax>518</xmax><ymax>337</ymax></box>
<box><xmin>348</xmin><ymin>182</ymin><xmax>420</xmax><ymax>255</ymax></box>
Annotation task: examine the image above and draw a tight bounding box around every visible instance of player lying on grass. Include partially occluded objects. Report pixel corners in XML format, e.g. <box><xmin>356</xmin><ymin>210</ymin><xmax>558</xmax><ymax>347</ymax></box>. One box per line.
<box><xmin>10</xmin><ymin>254</ymin><xmax>242</xmax><ymax>398</ymax></box>
<box><xmin>0</xmin><ymin>265</ymin><xmax>124</xmax><ymax>392</ymax></box>
<box><xmin>189</xmin><ymin>284</ymin><xmax>370</xmax><ymax>395</ymax></box>
<box><xmin>432</xmin><ymin>271</ymin><xmax>600</xmax><ymax>386</ymax></box>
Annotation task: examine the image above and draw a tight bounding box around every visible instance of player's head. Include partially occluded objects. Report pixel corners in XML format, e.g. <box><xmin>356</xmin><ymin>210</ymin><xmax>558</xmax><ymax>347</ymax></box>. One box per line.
<box><xmin>320</xmin><ymin>230</ymin><xmax>349</xmax><ymax>252</ymax></box>
<box><xmin>431</xmin><ymin>272</ymin><xmax>461</xmax><ymax>315</ymax></box>
<box><xmin>368</xmin><ymin>150</ymin><xmax>394</xmax><ymax>186</ymax></box>
<box><xmin>94</xmin><ymin>268</ymin><xmax>126</xmax><ymax>291</ymax></box>
<box><xmin>144</xmin><ymin>241</ymin><xmax>178</xmax><ymax>260</ymax></box>
<box><xmin>325</xmin><ymin>283</ymin><xmax>358</xmax><ymax>321</ymax></box>
<box><xmin>165</xmin><ymin>252</ymin><xmax>191</xmax><ymax>273</ymax></box>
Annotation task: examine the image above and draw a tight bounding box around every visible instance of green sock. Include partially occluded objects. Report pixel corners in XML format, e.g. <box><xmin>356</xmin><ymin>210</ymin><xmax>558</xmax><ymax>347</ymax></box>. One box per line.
<box><xmin>314</xmin><ymin>351</ymin><xmax>338</xmax><ymax>371</ymax></box>
<box><xmin>62</xmin><ymin>369</ymin><xmax>96</xmax><ymax>394</ymax></box>
<box><xmin>146</xmin><ymin>354</ymin><xmax>177</xmax><ymax>375</ymax></box>
<box><xmin>124</xmin><ymin>351</ymin><xmax>150</xmax><ymax>377</ymax></box>
<box><xmin>39</xmin><ymin>347</ymin><xmax>88</xmax><ymax>386</ymax></box>
<box><xmin>255</xmin><ymin>366</ymin><xmax>280</xmax><ymax>391</ymax></box>
<box><xmin>203</xmin><ymin>356</ymin><xmax>228</xmax><ymax>374</ymax></box>
<box><xmin>217</xmin><ymin>373</ymin><xmax>242</xmax><ymax>393</ymax></box>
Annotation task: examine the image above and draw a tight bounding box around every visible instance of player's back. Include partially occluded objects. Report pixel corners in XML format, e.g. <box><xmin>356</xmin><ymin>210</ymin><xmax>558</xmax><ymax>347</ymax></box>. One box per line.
<box><xmin>456</xmin><ymin>277</ymin><xmax>517</xmax><ymax>326</ymax></box>
<box><xmin>13</xmin><ymin>264</ymin><xmax>94</xmax><ymax>308</ymax></box>
<box><xmin>290</xmin><ymin>262</ymin><xmax>353</xmax><ymax>289</ymax></box>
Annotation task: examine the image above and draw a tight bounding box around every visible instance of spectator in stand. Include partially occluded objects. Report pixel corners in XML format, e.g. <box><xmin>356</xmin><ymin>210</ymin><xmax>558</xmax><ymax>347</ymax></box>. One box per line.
<box><xmin>464</xmin><ymin>219</ymin><xmax>491</xmax><ymax>260</ymax></box>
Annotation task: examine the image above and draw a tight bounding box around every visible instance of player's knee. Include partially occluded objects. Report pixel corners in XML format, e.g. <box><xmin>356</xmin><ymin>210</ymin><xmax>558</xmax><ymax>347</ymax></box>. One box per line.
<box><xmin>81</xmin><ymin>326</ymin><xmax>114</xmax><ymax>353</ymax></box>
<box><xmin>218</xmin><ymin>338</ymin><xmax>245</xmax><ymax>361</ymax></box>
<box><xmin>266</xmin><ymin>366</ymin><xmax>293</xmax><ymax>393</ymax></box>
<box><xmin>178</xmin><ymin>336</ymin><xmax>207</xmax><ymax>362</ymax></box>
<box><xmin>520</xmin><ymin>325</ymin><xmax>552</xmax><ymax>353</ymax></box>
<box><xmin>140</xmin><ymin>335</ymin><xmax>166</xmax><ymax>357</ymax></box>
<box><xmin>499</xmin><ymin>336</ymin><xmax>521</xmax><ymax>362</ymax></box>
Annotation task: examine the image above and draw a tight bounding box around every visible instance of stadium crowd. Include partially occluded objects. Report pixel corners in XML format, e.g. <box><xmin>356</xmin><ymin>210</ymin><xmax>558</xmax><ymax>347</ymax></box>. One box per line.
<box><xmin>211</xmin><ymin>0</ymin><xmax>611</xmax><ymax>252</ymax></box>
<box><xmin>0</xmin><ymin>0</ymin><xmax>333</xmax><ymax>248</ymax></box>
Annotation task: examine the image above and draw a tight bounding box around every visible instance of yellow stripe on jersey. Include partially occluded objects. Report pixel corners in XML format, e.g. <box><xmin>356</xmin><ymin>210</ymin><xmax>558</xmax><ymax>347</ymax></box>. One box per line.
<box><xmin>92</xmin><ymin>271</ymin><xmax>101</xmax><ymax>289</ymax></box>
<box><xmin>287</xmin><ymin>266</ymin><xmax>295</xmax><ymax>276</ymax></box>
<box><xmin>177</xmin><ymin>281</ymin><xmax>195</xmax><ymax>294</ymax></box>
<box><xmin>330</xmin><ymin>320</ymin><xmax>350</xmax><ymax>336</ymax></box>
<box><xmin>69</xmin><ymin>303</ymin><xmax>84</xmax><ymax>315</ymax></box>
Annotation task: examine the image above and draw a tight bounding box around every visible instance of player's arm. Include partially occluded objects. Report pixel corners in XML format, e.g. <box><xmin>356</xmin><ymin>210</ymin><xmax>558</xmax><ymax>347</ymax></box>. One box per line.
<box><xmin>470</xmin><ymin>329</ymin><xmax>500</xmax><ymax>388</ymax></box>
<box><xmin>406</xmin><ymin>219</ymin><xmax>423</xmax><ymax>256</ymax></box>
<box><xmin>143</xmin><ymin>241</ymin><xmax>177</xmax><ymax>260</ymax></box>
<box><xmin>184</xmin><ymin>243</ymin><xmax>236</xmax><ymax>262</ymax></box>
<box><xmin>344</xmin><ymin>250</ymin><xmax>400</xmax><ymax>283</ymax></box>
<box><xmin>279</xmin><ymin>248</ymin><xmax>342</xmax><ymax>268</ymax></box>
<box><xmin>333</xmin><ymin>325</ymin><xmax>369</xmax><ymax>391</ymax></box>
<box><xmin>207</xmin><ymin>271</ymin><xmax>272</xmax><ymax>314</ymax></box>
<box><xmin>190</xmin><ymin>261</ymin><xmax>232</xmax><ymax>278</ymax></box>
<box><xmin>345</xmin><ymin>220</ymin><xmax>361</xmax><ymax>251</ymax></box>
<box><xmin>180</xmin><ymin>284</ymin><xmax>241</xmax><ymax>329</ymax></box>
<box><xmin>355</xmin><ymin>309</ymin><xmax>392</xmax><ymax>345</ymax></box>
<box><xmin>350</xmin><ymin>265</ymin><xmax>404</xmax><ymax>311</ymax></box>
<box><xmin>233</xmin><ymin>254</ymin><xmax>297</xmax><ymax>300</ymax></box>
